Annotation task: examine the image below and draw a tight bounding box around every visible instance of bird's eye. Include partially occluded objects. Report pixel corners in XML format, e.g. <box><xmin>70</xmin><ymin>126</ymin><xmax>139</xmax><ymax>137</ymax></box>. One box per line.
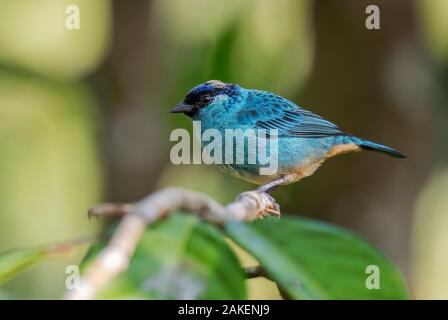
<box><xmin>200</xmin><ymin>95</ymin><xmax>212</xmax><ymax>105</ymax></box>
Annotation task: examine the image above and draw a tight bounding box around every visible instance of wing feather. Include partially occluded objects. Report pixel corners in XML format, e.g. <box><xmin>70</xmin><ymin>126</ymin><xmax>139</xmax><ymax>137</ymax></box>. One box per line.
<box><xmin>236</xmin><ymin>91</ymin><xmax>344</xmax><ymax>138</ymax></box>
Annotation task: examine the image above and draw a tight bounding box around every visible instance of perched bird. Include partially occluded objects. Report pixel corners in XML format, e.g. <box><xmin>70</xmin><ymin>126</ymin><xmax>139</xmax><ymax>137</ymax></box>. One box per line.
<box><xmin>171</xmin><ymin>80</ymin><xmax>405</xmax><ymax>195</ymax></box>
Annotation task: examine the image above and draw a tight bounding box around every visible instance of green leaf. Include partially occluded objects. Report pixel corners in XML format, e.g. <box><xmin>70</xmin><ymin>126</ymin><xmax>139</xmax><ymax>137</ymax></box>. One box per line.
<box><xmin>0</xmin><ymin>290</ymin><xmax>13</xmax><ymax>300</ymax></box>
<box><xmin>0</xmin><ymin>249</ymin><xmax>47</xmax><ymax>284</ymax></box>
<box><xmin>81</xmin><ymin>213</ymin><xmax>247</xmax><ymax>299</ymax></box>
<box><xmin>225</xmin><ymin>216</ymin><xmax>409</xmax><ymax>300</ymax></box>
<box><xmin>0</xmin><ymin>243</ymin><xmax>78</xmax><ymax>284</ymax></box>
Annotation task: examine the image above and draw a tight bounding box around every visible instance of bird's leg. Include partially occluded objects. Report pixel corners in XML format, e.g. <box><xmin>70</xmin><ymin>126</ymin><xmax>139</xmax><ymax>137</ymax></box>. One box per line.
<box><xmin>255</xmin><ymin>175</ymin><xmax>295</xmax><ymax>217</ymax></box>
<box><xmin>256</xmin><ymin>175</ymin><xmax>294</xmax><ymax>193</ymax></box>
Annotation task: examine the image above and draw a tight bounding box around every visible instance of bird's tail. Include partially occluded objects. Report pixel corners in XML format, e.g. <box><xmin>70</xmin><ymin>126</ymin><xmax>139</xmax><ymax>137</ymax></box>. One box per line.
<box><xmin>353</xmin><ymin>137</ymin><xmax>406</xmax><ymax>158</ymax></box>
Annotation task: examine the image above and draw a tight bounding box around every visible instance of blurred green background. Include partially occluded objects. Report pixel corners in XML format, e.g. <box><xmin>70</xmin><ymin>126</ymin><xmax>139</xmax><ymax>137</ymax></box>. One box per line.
<box><xmin>0</xmin><ymin>0</ymin><xmax>447</xmax><ymax>299</ymax></box>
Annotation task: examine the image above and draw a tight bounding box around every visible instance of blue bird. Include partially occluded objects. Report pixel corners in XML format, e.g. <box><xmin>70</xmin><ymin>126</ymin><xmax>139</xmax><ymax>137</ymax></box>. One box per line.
<box><xmin>171</xmin><ymin>80</ymin><xmax>405</xmax><ymax>196</ymax></box>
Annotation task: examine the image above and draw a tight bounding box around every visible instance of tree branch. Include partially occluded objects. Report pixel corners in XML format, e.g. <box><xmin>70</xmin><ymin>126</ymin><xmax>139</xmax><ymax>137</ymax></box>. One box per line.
<box><xmin>64</xmin><ymin>187</ymin><xmax>279</xmax><ymax>300</ymax></box>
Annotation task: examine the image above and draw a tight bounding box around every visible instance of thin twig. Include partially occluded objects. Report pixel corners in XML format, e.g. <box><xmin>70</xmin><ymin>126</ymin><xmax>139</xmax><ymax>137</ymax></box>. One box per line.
<box><xmin>88</xmin><ymin>203</ymin><xmax>135</xmax><ymax>219</ymax></box>
<box><xmin>64</xmin><ymin>187</ymin><xmax>278</xmax><ymax>300</ymax></box>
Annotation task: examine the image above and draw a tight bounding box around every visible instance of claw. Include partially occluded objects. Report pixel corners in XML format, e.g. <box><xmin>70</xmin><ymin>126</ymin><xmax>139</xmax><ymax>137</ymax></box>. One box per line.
<box><xmin>265</xmin><ymin>207</ymin><xmax>281</xmax><ymax>217</ymax></box>
<box><xmin>259</xmin><ymin>192</ymin><xmax>281</xmax><ymax>218</ymax></box>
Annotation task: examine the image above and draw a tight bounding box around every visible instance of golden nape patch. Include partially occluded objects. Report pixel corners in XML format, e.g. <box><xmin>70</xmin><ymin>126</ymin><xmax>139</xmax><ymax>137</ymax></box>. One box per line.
<box><xmin>326</xmin><ymin>143</ymin><xmax>361</xmax><ymax>158</ymax></box>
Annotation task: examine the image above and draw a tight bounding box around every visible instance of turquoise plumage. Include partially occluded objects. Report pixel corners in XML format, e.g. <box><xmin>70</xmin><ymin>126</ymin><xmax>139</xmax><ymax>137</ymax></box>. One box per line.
<box><xmin>171</xmin><ymin>80</ymin><xmax>405</xmax><ymax>190</ymax></box>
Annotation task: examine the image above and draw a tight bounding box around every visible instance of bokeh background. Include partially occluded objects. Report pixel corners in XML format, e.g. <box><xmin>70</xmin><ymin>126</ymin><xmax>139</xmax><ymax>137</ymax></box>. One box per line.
<box><xmin>0</xmin><ymin>0</ymin><xmax>447</xmax><ymax>299</ymax></box>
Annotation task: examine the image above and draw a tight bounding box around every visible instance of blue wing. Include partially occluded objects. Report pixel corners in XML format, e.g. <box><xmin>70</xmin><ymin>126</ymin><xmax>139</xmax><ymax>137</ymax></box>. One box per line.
<box><xmin>236</xmin><ymin>90</ymin><xmax>344</xmax><ymax>138</ymax></box>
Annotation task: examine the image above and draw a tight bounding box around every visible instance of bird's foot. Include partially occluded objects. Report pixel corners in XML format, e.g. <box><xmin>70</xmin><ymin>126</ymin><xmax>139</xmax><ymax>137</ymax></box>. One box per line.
<box><xmin>258</xmin><ymin>191</ymin><xmax>281</xmax><ymax>217</ymax></box>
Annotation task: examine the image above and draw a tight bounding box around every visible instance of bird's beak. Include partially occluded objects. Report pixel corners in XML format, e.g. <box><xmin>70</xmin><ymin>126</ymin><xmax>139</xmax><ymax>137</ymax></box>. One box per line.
<box><xmin>170</xmin><ymin>102</ymin><xmax>194</xmax><ymax>114</ymax></box>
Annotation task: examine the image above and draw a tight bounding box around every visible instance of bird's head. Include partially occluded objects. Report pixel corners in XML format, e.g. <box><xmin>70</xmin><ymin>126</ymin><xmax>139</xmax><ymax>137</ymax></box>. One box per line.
<box><xmin>170</xmin><ymin>80</ymin><xmax>243</xmax><ymax>119</ymax></box>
